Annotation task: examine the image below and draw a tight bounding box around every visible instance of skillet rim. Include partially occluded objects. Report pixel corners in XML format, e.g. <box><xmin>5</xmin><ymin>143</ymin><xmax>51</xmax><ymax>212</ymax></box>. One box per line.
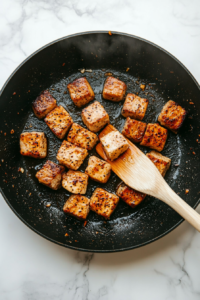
<box><xmin>0</xmin><ymin>30</ymin><xmax>199</xmax><ymax>253</ymax></box>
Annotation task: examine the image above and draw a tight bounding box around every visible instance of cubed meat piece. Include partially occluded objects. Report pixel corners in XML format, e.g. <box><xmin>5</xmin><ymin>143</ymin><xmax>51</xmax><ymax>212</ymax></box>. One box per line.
<box><xmin>140</xmin><ymin>123</ymin><xmax>168</xmax><ymax>152</ymax></box>
<box><xmin>90</xmin><ymin>188</ymin><xmax>119</xmax><ymax>219</ymax></box>
<box><xmin>62</xmin><ymin>170</ymin><xmax>88</xmax><ymax>194</ymax></box>
<box><xmin>100</xmin><ymin>131</ymin><xmax>129</xmax><ymax>161</ymax></box>
<box><xmin>44</xmin><ymin>105</ymin><xmax>73</xmax><ymax>139</ymax></box>
<box><xmin>81</xmin><ymin>101</ymin><xmax>109</xmax><ymax>132</ymax></box>
<box><xmin>85</xmin><ymin>156</ymin><xmax>111</xmax><ymax>183</ymax></box>
<box><xmin>67</xmin><ymin>123</ymin><xmax>98</xmax><ymax>150</ymax></box>
<box><xmin>20</xmin><ymin>132</ymin><xmax>47</xmax><ymax>158</ymax></box>
<box><xmin>35</xmin><ymin>160</ymin><xmax>65</xmax><ymax>190</ymax></box>
<box><xmin>121</xmin><ymin>93</ymin><xmax>149</xmax><ymax>120</ymax></box>
<box><xmin>146</xmin><ymin>150</ymin><xmax>171</xmax><ymax>177</ymax></box>
<box><xmin>56</xmin><ymin>141</ymin><xmax>88</xmax><ymax>170</ymax></box>
<box><xmin>122</xmin><ymin>117</ymin><xmax>147</xmax><ymax>143</ymax></box>
<box><xmin>116</xmin><ymin>182</ymin><xmax>146</xmax><ymax>208</ymax></box>
<box><xmin>67</xmin><ymin>77</ymin><xmax>95</xmax><ymax>107</ymax></box>
<box><xmin>158</xmin><ymin>100</ymin><xmax>187</xmax><ymax>133</ymax></box>
<box><xmin>63</xmin><ymin>195</ymin><xmax>90</xmax><ymax>221</ymax></box>
<box><xmin>102</xmin><ymin>76</ymin><xmax>127</xmax><ymax>102</ymax></box>
<box><xmin>32</xmin><ymin>90</ymin><xmax>57</xmax><ymax>119</ymax></box>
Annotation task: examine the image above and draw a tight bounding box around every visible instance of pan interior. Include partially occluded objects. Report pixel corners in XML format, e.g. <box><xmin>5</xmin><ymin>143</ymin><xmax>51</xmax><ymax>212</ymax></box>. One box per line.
<box><xmin>0</xmin><ymin>32</ymin><xmax>199</xmax><ymax>252</ymax></box>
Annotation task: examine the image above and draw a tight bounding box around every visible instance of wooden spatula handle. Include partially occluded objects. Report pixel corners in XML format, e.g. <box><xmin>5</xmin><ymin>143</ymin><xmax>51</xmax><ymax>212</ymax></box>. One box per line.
<box><xmin>157</xmin><ymin>184</ymin><xmax>200</xmax><ymax>232</ymax></box>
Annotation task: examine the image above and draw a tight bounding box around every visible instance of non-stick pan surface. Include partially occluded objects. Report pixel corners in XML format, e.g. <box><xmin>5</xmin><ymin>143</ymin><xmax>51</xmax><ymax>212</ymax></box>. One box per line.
<box><xmin>0</xmin><ymin>31</ymin><xmax>200</xmax><ymax>252</ymax></box>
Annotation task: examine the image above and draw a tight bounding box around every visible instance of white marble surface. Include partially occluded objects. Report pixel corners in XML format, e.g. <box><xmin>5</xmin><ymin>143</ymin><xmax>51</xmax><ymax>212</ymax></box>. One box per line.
<box><xmin>0</xmin><ymin>0</ymin><xmax>200</xmax><ymax>299</ymax></box>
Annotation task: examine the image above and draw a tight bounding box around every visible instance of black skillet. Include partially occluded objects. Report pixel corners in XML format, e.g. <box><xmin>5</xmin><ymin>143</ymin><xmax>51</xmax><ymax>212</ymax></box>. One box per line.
<box><xmin>0</xmin><ymin>31</ymin><xmax>200</xmax><ymax>252</ymax></box>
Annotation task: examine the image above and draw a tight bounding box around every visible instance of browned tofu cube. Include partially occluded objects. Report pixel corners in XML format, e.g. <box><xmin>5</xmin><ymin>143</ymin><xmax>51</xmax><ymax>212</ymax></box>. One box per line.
<box><xmin>44</xmin><ymin>106</ymin><xmax>73</xmax><ymax>139</ymax></box>
<box><xmin>56</xmin><ymin>141</ymin><xmax>88</xmax><ymax>170</ymax></box>
<box><xmin>90</xmin><ymin>188</ymin><xmax>119</xmax><ymax>219</ymax></box>
<box><xmin>67</xmin><ymin>77</ymin><xmax>95</xmax><ymax>107</ymax></box>
<box><xmin>146</xmin><ymin>150</ymin><xmax>171</xmax><ymax>177</ymax></box>
<box><xmin>20</xmin><ymin>132</ymin><xmax>47</xmax><ymax>159</ymax></box>
<box><xmin>62</xmin><ymin>170</ymin><xmax>88</xmax><ymax>194</ymax></box>
<box><xmin>85</xmin><ymin>156</ymin><xmax>111</xmax><ymax>183</ymax></box>
<box><xmin>100</xmin><ymin>131</ymin><xmax>129</xmax><ymax>161</ymax></box>
<box><xmin>35</xmin><ymin>160</ymin><xmax>65</xmax><ymax>190</ymax></box>
<box><xmin>140</xmin><ymin>123</ymin><xmax>168</xmax><ymax>152</ymax></box>
<box><xmin>116</xmin><ymin>182</ymin><xmax>146</xmax><ymax>208</ymax></box>
<box><xmin>122</xmin><ymin>117</ymin><xmax>147</xmax><ymax>143</ymax></box>
<box><xmin>32</xmin><ymin>90</ymin><xmax>57</xmax><ymax>119</ymax></box>
<box><xmin>158</xmin><ymin>100</ymin><xmax>187</xmax><ymax>133</ymax></box>
<box><xmin>121</xmin><ymin>93</ymin><xmax>149</xmax><ymax>120</ymax></box>
<box><xmin>63</xmin><ymin>195</ymin><xmax>90</xmax><ymax>221</ymax></box>
<box><xmin>67</xmin><ymin>123</ymin><xmax>98</xmax><ymax>150</ymax></box>
<box><xmin>102</xmin><ymin>76</ymin><xmax>127</xmax><ymax>102</ymax></box>
<box><xmin>81</xmin><ymin>101</ymin><xmax>109</xmax><ymax>132</ymax></box>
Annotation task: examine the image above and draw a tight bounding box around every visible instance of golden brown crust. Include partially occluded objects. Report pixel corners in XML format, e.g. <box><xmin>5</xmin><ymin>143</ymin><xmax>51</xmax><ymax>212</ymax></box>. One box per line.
<box><xmin>90</xmin><ymin>188</ymin><xmax>119</xmax><ymax>219</ymax></box>
<box><xmin>102</xmin><ymin>76</ymin><xmax>127</xmax><ymax>102</ymax></box>
<box><xmin>56</xmin><ymin>140</ymin><xmax>88</xmax><ymax>170</ymax></box>
<box><xmin>146</xmin><ymin>150</ymin><xmax>171</xmax><ymax>177</ymax></box>
<box><xmin>121</xmin><ymin>93</ymin><xmax>149</xmax><ymax>120</ymax></box>
<box><xmin>158</xmin><ymin>100</ymin><xmax>187</xmax><ymax>133</ymax></box>
<box><xmin>140</xmin><ymin>123</ymin><xmax>168</xmax><ymax>152</ymax></box>
<box><xmin>116</xmin><ymin>182</ymin><xmax>146</xmax><ymax>208</ymax></box>
<box><xmin>81</xmin><ymin>101</ymin><xmax>109</xmax><ymax>132</ymax></box>
<box><xmin>32</xmin><ymin>90</ymin><xmax>57</xmax><ymax>119</ymax></box>
<box><xmin>20</xmin><ymin>132</ymin><xmax>47</xmax><ymax>158</ymax></box>
<box><xmin>44</xmin><ymin>106</ymin><xmax>73</xmax><ymax>139</ymax></box>
<box><xmin>67</xmin><ymin>123</ymin><xmax>98</xmax><ymax>150</ymax></box>
<box><xmin>85</xmin><ymin>156</ymin><xmax>111</xmax><ymax>183</ymax></box>
<box><xmin>122</xmin><ymin>117</ymin><xmax>147</xmax><ymax>143</ymax></box>
<box><xmin>35</xmin><ymin>160</ymin><xmax>65</xmax><ymax>190</ymax></box>
<box><xmin>67</xmin><ymin>77</ymin><xmax>95</xmax><ymax>107</ymax></box>
<box><xmin>62</xmin><ymin>170</ymin><xmax>88</xmax><ymax>194</ymax></box>
<box><xmin>63</xmin><ymin>195</ymin><xmax>90</xmax><ymax>221</ymax></box>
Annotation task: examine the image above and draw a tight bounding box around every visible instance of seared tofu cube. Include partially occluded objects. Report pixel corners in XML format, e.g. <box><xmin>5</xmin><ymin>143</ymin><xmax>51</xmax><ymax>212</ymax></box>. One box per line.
<box><xmin>146</xmin><ymin>150</ymin><xmax>171</xmax><ymax>177</ymax></box>
<box><xmin>102</xmin><ymin>76</ymin><xmax>127</xmax><ymax>102</ymax></box>
<box><xmin>116</xmin><ymin>182</ymin><xmax>146</xmax><ymax>208</ymax></box>
<box><xmin>158</xmin><ymin>100</ymin><xmax>187</xmax><ymax>133</ymax></box>
<box><xmin>122</xmin><ymin>117</ymin><xmax>147</xmax><ymax>143</ymax></box>
<box><xmin>100</xmin><ymin>131</ymin><xmax>129</xmax><ymax>161</ymax></box>
<box><xmin>44</xmin><ymin>106</ymin><xmax>73</xmax><ymax>139</ymax></box>
<box><xmin>56</xmin><ymin>141</ymin><xmax>88</xmax><ymax>170</ymax></box>
<box><xmin>63</xmin><ymin>195</ymin><xmax>90</xmax><ymax>221</ymax></box>
<box><xmin>67</xmin><ymin>123</ymin><xmax>98</xmax><ymax>150</ymax></box>
<box><xmin>121</xmin><ymin>93</ymin><xmax>149</xmax><ymax>120</ymax></box>
<box><xmin>85</xmin><ymin>156</ymin><xmax>111</xmax><ymax>183</ymax></box>
<box><xmin>35</xmin><ymin>160</ymin><xmax>65</xmax><ymax>190</ymax></box>
<box><xmin>62</xmin><ymin>170</ymin><xmax>88</xmax><ymax>194</ymax></box>
<box><xmin>32</xmin><ymin>90</ymin><xmax>57</xmax><ymax>119</ymax></box>
<box><xmin>140</xmin><ymin>123</ymin><xmax>168</xmax><ymax>152</ymax></box>
<box><xmin>81</xmin><ymin>101</ymin><xmax>109</xmax><ymax>132</ymax></box>
<box><xmin>20</xmin><ymin>132</ymin><xmax>47</xmax><ymax>158</ymax></box>
<box><xmin>90</xmin><ymin>188</ymin><xmax>119</xmax><ymax>219</ymax></box>
<box><xmin>67</xmin><ymin>77</ymin><xmax>95</xmax><ymax>107</ymax></box>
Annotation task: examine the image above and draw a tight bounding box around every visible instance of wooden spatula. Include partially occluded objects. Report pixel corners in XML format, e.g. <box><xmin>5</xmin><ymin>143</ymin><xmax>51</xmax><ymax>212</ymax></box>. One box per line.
<box><xmin>96</xmin><ymin>124</ymin><xmax>200</xmax><ymax>232</ymax></box>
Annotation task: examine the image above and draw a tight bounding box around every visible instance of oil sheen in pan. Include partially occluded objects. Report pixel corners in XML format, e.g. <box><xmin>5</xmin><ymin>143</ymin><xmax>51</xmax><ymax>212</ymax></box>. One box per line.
<box><xmin>22</xmin><ymin>70</ymin><xmax>182</xmax><ymax>236</ymax></box>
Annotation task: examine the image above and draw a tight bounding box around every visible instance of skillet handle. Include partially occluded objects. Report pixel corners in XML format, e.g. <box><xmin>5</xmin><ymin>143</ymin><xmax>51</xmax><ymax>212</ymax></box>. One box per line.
<box><xmin>157</xmin><ymin>183</ymin><xmax>200</xmax><ymax>232</ymax></box>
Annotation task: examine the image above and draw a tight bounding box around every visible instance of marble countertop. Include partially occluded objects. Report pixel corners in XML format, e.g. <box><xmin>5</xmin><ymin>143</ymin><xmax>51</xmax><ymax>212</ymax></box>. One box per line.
<box><xmin>0</xmin><ymin>0</ymin><xmax>200</xmax><ymax>299</ymax></box>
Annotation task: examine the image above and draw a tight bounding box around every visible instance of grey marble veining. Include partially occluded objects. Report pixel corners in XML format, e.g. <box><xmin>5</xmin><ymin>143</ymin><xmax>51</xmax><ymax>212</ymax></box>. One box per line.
<box><xmin>0</xmin><ymin>0</ymin><xmax>200</xmax><ymax>299</ymax></box>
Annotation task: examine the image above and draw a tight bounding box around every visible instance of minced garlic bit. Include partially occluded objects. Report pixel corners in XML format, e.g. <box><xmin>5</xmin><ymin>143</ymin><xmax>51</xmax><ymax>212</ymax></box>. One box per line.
<box><xmin>108</xmin><ymin>31</ymin><xmax>112</xmax><ymax>36</ymax></box>
<box><xmin>18</xmin><ymin>167</ymin><xmax>24</xmax><ymax>173</ymax></box>
<box><xmin>185</xmin><ymin>189</ymin><xmax>189</xmax><ymax>194</ymax></box>
<box><xmin>140</xmin><ymin>84</ymin><xmax>146</xmax><ymax>91</ymax></box>
<box><xmin>46</xmin><ymin>203</ymin><xmax>51</xmax><ymax>207</ymax></box>
<box><xmin>85</xmin><ymin>69</ymin><xmax>92</xmax><ymax>73</ymax></box>
<box><xmin>10</xmin><ymin>129</ymin><xmax>14</xmax><ymax>134</ymax></box>
<box><xmin>80</xmin><ymin>69</ymin><xmax>85</xmax><ymax>74</ymax></box>
<box><xmin>105</xmin><ymin>72</ymin><xmax>113</xmax><ymax>76</ymax></box>
<box><xmin>65</xmin><ymin>233</ymin><xmax>69</xmax><ymax>237</ymax></box>
<box><xmin>126</xmin><ymin>68</ymin><xmax>130</xmax><ymax>72</ymax></box>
